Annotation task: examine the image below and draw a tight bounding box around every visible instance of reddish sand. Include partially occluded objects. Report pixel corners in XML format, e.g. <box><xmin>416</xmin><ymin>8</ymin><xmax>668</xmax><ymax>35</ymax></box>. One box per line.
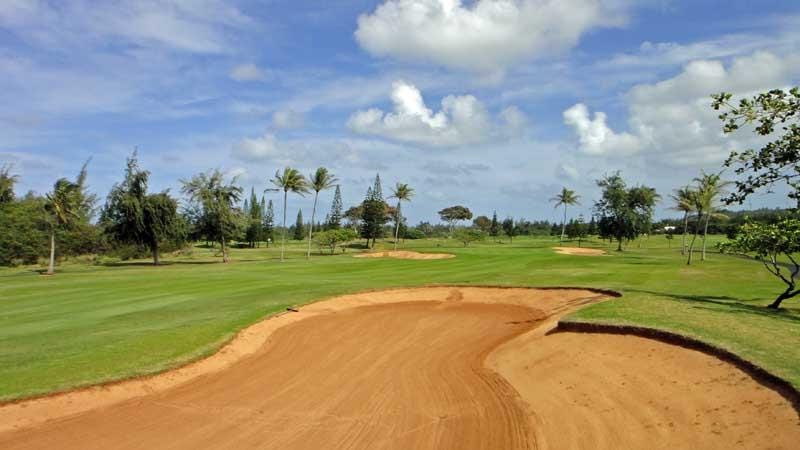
<box><xmin>0</xmin><ymin>287</ymin><xmax>797</xmax><ymax>449</ymax></box>
<box><xmin>353</xmin><ymin>250</ymin><xmax>455</xmax><ymax>260</ymax></box>
<box><xmin>553</xmin><ymin>246</ymin><xmax>606</xmax><ymax>256</ymax></box>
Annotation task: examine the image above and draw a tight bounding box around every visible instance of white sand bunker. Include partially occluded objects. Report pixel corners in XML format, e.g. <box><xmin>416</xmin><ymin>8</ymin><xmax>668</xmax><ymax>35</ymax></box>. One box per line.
<box><xmin>353</xmin><ymin>251</ymin><xmax>455</xmax><ymax>260</ymax></box>
<box><xmin>553</xmin><ymin>247</ymin><xmax>606</xmax><ymax>256</ymax></box>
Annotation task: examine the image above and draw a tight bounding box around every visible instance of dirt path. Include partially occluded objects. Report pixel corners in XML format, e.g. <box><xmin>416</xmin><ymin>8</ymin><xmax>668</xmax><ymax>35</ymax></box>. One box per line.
<box><xmin>0</xmin><ymin>287</ymin><xmax>797</xmax><ymax>449</ymax></box>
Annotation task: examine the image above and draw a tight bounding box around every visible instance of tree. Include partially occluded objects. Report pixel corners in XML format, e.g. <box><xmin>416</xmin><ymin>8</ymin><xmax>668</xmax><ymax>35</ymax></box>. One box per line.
<box><xmin>438</xmin><ymin>206</ymin><xmax>473</xmax><ymax>234</ymax></box>
<box><xmin>306</xmin><ymin>168</ymin><xmax>338</xmax><ymax>259</ymax></box>
<box><xmin>263</xmin><ymin>199</ymin><xmax>274</xmax><ymax>247</ymax></box>
<box><xmin>550</xmin><ymin>187</ymin><xmax>580</xmax><ymax>243</ymax></box>
<box><xmin>502</xmin><ymin>217</ymin><xmax>516</xmax><ymax>243</ymax></box>
<box><xmin>712</xmin><ymin>88</ymin><xmax>800</xmax><ymax>208</ymax></box>
<box><xmin>454</xmin><ymin>228</ymin><xmax>485</xmax><ymax>247</ymax></box>
<box><xmin>344</xmin><ymin>205</ymin><xmax>363</xmax><ymax>232</ymax></box>
<box><xmin>326</xmin><ymin>185</ymin><xmax>344</xmax><ymax>230</ymax></box>
<box><xmin>181</xmin><ymin>170</ymin><xmax>243</xmax><ymax>263</ymax></box>
<box><xmin>102</xmin><ymin>154</ymin><xmax>184</xmax><ymax>266</ymax></box>
<box><xmin>587</xmin><ymin>216</ymin><xmax>598</xmax><ymax>235</ymax></box>
<box><xmin>670</xmin><ymin>186</ymin><xmax>696</xmax><ymax>255</ymax></box>
<box><xmin>0</xmin><ymin>164</ymin><xmax>18</xmax><ymax>205</ymax></box>
<box><xmin>293</xmin><ymin>209</ymin><xmax>305</xmax><ymax>241</ymax></box>
<box><xmin>270</xmin><ymin>167</ymin><xmax>309</xmax><ymax>262</ymax></box>
<box><xmin>313</xmin><ymin>228</ymin><xmax>358</xmax><ymax>254</ymax></box>
<box><xmin>44</xmin><ymin>178</ymin><xmax>81</xmax><ymax>274</ymax></box>
<box><xmin>473</xmin><ymin>215</ymin><xmax>491</xmax><ymax>233</ymax></box>
<box><xmin>360</xmin><ymin>175</ymin><xmax>387</xmax><ymax>248</ymax></box>
<box><xmin>719</xmin><ymin>218</ymin><xmax>800</xmax><ymax>309</ymax></box>
<box><xmin>389</xmin><ymin>182</ymin><xmax>414</xmax><ymax>250</ymax></box>
<box><xmin>566</xmin><ymin>216</ymin><xmax>589</xmax><ymax>247</ymax></box>
<box><xmin>594</xmin><ymin>172</ymin><xmax>659</xmax><ymax>251</ymax></box>
<box><xmin>686</xmin><ymin>171</ymin><xmax>731</xmax><ymax>265</ymax></box>
<box><xmin>489</xmin><ymin>211</ymin><xmax>499</xmax><ymax>242</ymax></box>
<box><xmin>244</xmin><ymin>187</ymin><xmax>263</xmax><ymax>248</ymax></box>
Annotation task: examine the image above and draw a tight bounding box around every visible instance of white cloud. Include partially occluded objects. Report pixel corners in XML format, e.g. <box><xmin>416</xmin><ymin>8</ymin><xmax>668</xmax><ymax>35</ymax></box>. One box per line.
<box><xmin>355</xmin><ymin>0</ymin><xmax>629</xmax><ymax>73</ymax></box>
<box><xmin>564</xmin><ymin>51</ymin><xmax>800</xmax><ymax>166</ymax></box>
<box><xmin>272</xmin><ymin>110</ymin><xmax>304</xmax><ymax>129</ymax></box>
<box><xmin>231</xmin><ymin>134</ymin><xmax>288</xmax><ymax>163</ymax></box>
<box><xmin>563</xmin><ymin>103</ymin><xmax>641</xmax><ymax>155</ymax></box>
<box><xmin>348</xmin><ymin>80</ymin><xmax>525</xmax><ymax>146</ymax></box>
<box><xmin>230</xmin><ymin>63</ymin><xmax>267</xmax><ymax>82</ymax></box>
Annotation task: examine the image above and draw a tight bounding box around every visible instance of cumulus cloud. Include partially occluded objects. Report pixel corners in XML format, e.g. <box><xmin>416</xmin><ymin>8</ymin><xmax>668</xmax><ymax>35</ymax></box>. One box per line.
<box><xmin>355</xmin><ymin>0</ymin><xmax>629</xmax><ymax>73</ymax></box>
<box><xmin>230</xmin><ymin>63</ymin><xmax>267</xmax><ymax>82</ymax></box>
<box><xmin>564</xmin><ymin>51</ymin><xmax>800</xmax><ymax>166</ymax></box>
<box><xmin>348</xmin><ymin>80</ymin><xmax>489</xmax><ymax>146</ymax></box>
<box><xmin>563</xmin><ymin>103</ymin><xmax>641</xmax><ymax>156</ymax></box>
<box><xmin>348</xmin><ymin>80</ymin><xmax>524</xmax><ymax>146</ymax></box>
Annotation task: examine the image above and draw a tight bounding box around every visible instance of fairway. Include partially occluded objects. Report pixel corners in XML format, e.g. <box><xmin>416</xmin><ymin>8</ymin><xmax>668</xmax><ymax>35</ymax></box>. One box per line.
<box><xmin>2</xmin><ymin>286</ymin><xmax>796</xmax><ymax>449</ymax></box>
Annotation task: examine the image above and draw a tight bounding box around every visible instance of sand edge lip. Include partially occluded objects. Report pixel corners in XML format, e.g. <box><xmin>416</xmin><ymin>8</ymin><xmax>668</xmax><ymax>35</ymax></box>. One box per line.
<box><xmin>0</xmin><ymin>285</ymin><xmax>615</xmax><ymax>433</ymax></box>
<box><xmin>556</xmin><ymin>320</ymin><xmax>800</xmax><ymax>415</ymax></box>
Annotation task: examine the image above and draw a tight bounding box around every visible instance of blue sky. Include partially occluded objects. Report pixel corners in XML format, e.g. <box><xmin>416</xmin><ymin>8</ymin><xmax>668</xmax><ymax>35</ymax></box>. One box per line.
<box><xmin>2</xmin><ymin>0</ymin><xmax>799</xmax><ymax>224</ymax></box>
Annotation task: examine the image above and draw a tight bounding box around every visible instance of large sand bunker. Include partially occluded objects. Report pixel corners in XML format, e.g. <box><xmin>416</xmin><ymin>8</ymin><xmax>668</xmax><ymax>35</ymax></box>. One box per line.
<box><xmin>553</xmin><ymin>246</ymin><xmax>606</xmax><ymax>256</ymax></box>
<box><xmin>0</xmin><ymin>287</ymin><xmax>797</xmax><ymax>449</ymax></box>
<box><xmin>353</xmin><ymin>250</ymin><xmax>455</xmax><ymax>260</ymax></box>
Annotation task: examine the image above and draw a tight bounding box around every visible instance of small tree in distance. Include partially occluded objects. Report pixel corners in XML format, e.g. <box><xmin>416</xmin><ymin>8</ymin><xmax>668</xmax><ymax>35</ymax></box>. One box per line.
<box><xmin>502</xmin><ymin>217</ymin><xmax>516</xmax><ymax>243</ymax></box>
<box><xmin>438</xmin><ymin>205</ymin><xmax>473</xmax><ymax>235</ymax></box>
<box><xmin>454</xmin><ymin>228</ymin><xmax>485</xmax><ymax>247</ymax></box>
<box><xmin>490</xmin><ymin>211</ymin><xmax>499</xmax><ymax>242</ymax></box>
<box><xmin>293</xmin><ymin>209</ymin><xmax>304</xmax><ymax>241</ymax></box>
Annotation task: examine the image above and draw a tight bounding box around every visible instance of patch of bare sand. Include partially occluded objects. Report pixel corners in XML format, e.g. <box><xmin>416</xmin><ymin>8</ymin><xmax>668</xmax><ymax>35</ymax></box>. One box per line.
<box><xmin>0</xmin><ymin>287</ymin><xmax>797</xmax><ymax>450</ymax></box>
<box><xmin>353</xmin><ymin>250</ymin><xmax>455</xmax><ymax>260</ymax></box>
<box><xmin>553</xmin><ymin>246</ymin><xmax>606</xmax><ymax>256</ymax></box>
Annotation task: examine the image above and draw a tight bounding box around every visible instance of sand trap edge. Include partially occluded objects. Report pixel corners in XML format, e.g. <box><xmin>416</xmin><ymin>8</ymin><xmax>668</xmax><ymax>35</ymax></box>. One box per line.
<box><xmin>555</xmin><ymin>320</ymin><xmax>800</xmax><ymax>415</ymax></box>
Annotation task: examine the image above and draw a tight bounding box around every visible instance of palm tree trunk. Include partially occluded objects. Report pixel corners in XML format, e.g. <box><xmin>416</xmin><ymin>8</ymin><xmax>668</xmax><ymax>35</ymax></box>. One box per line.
<box><xmin>307</xmin><ymin>192</ymin><xmax>318</xmax><ymax>260</ymax></box>
<box><xmin>47</xmin><ymin>230</ymin><xmax>55</xmax><ymax>275</ymax></box>
<box><xmin>281</xmin><ymin>190</ymin><xmax>288</xmax><ymax>262</ymax></box>
<box><xmin>560</xmin><ymin>205</ymin><xmax>567</xmax><ymax>243</ymax></box>
<box><xmin>687</xmin><ymin>212</ymin><xmax>702</xmax><ymax>265</ymax></box>
<box><xmin>681</xmin><ymin>212</ymin><xmax>688</xmax><ymax>255</ymax></box>
<box><xmin>394</xmin><ymin>201</ymin><xmax>401</xmax><ymax>251</ymax></box>
<box><xmin>701</xmin><ymin>212</ymin><xmax>711</xmax><ymax>261</ymax></box>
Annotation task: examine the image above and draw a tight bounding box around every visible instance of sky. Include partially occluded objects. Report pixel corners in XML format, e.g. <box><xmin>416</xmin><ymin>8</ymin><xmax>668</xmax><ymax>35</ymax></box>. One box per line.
<box><xmin>1</xmin><ymin>0</ymin><xmax>800</xmax><ymax>224</ymax></box>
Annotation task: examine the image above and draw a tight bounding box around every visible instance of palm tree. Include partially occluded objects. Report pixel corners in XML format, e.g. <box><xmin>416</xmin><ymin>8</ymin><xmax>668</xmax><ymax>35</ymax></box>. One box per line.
<box><xmin>44</xmin><ymin>178</ymin><xmax>81</xmax><ymax>275</ymax></box>
<box><xmin>306</xmin><ymin>168</ymin><xmax>337</xmax><ymax>260</ymax></box>
<box><xmin>670</xmin><ymin>186</ymin><xmax>696</xmax><ymax>255</ymax></box>
<box><xmin>550</xmin><ymin>187</ymin><xmax>580</xmax><ymax>243</ymax></box>
<box><xmin>181</xmin><ymin>170</ymin><xmax>243</xmax><ymax>263</ymax></box>
<box><xmin>389</xmin><ymin>183</ymin><xmax>415</xmax><ymax>250</ymax></box>
<box><xmin>270</xmin><ymin>167</ymin><xmax>309</xmax><ymax>262</ymax></box>
<box><xmin>686</xmin><ymin>171</ymin><xmax>731</xmax><ymax>265</ymax></box>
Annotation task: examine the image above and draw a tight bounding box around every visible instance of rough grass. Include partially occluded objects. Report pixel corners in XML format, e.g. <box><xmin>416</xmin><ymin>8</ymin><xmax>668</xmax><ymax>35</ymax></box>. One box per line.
<box><xmin>0</xmin><ymin>234</ymin><xmax>798</xmax><ymax>402</ymax></box>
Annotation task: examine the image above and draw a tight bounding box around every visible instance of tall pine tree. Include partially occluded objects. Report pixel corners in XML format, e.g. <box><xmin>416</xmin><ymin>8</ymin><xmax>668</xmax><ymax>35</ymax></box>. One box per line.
<box><xmin>327</xmin><ymin>185</ymin><xmax>343</xmax><ymax>230</ymax></box>
<box><xmin>490</xmin><ymin>211</ymin><xmax>499</xmax><ymax>242</ymax></box>
<box><xmin>360</xmin><ymin>174</ymin><xmax>386</xmax><ymax>248</ymax></box>
<box><xmin>263</xmin><ymin>199</ymin><xmax>274</xmax><ymax>247</ymax></box>
<box><xmin>244</xmin><ymin>187</ymin><xmax>262</xmax><ymax>248</ymax></box>
<box><xmin>293</xmin><ymin>209</ymin><xmax>304</xmax><ymax>240</ymax></box>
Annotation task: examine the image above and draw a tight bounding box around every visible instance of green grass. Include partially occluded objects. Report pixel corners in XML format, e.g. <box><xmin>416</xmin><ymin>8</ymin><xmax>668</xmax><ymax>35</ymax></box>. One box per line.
<box><xmin>1</xmin><ymin>235</ymin><xmax>798</xmax><ymax>402</ymax></box>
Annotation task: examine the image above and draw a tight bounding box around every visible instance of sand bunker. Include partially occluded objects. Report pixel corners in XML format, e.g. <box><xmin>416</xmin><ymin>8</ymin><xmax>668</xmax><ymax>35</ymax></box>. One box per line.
<box><xmin>553</xmin><ymin>246</ymin><xmax>606</xmax><ymax>256</ymax></box>
<box><xmin>0</xmin><ymin>287</ymin><xmax>797</xmax><ymax>449</ymax></box>
<box><xmin>353</xmin><ymin>250</ymin><xmax>455</xmax><ymax>260</ymax></box>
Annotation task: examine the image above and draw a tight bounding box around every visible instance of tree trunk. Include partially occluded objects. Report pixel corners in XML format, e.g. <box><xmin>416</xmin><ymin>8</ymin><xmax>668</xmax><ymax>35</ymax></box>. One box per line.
<box><xmin>394</xmin><ymin>201</ymin><xmax>401</xmax><ymax>251</ymax></box>
<box><xmin>560</xmin><ymin>205</ymin><xmax>567</xmax><ymax>243</ymax></box>
<box><xmin>281</xmin><ymin>190</ymin><xmax>288</xmax><ymax>262</ymax></box>
<box><xmin>701</xmin><ymin>211</ymin><xmax>711</xmax><ymax>261</ymax></box>
<box><xmin>221</xmin><ymin>235</ymin><xmax>229</xmax><ymax>263</ymax></box>
<box><xmin>681</xmin><ymin>212</ymin><xmax>688</xmax><ymax>255</ymax></box>
<box><xmin>616</xmin><ymin>238</ymin><xmax>623</xmax><ymax>252</ymax></box>
<box><xmin>47</xmin><ymin>230</ymin><xmax>56</xmax><ymax>275</ymax></box>
<box><xmin>151</xmin><ymin>242</ymin><xmax>160</xmax><ymax>266</ymax></box>
<box><xmin>769</xmin><ymin>285</ymin><xmax>798</xmax><ymax>309</ymax></box>
<box><xmin>686</xmin><ymin>212</ymin><xmax>702</xmax><ymax>265</ymax></box>
<box><xmin>307</xmin><ymin>192</ymin><xmax>319</xmax><ymax>260</ymax></box>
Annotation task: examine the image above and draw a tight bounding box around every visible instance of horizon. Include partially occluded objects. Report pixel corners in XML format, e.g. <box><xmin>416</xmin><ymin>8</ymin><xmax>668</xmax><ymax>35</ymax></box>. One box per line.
<box><xmin>2</xmin><ymin>0</ymin><xmax>799</xmax><ymax>224</ymax></box>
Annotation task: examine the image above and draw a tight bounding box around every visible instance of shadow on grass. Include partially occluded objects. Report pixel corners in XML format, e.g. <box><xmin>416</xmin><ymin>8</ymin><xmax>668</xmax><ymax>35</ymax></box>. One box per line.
<box><xmin>629</xmin><ymin>289</ymin><xmax>800</xmax><ymax>323</ymax></box>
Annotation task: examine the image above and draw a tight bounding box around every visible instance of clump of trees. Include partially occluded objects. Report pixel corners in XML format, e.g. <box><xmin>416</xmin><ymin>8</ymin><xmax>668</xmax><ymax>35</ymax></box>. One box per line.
<box><xmin>313</xmin><ymin>228</ymin><xmax>358</xmax><ymax>254</ymax></box>
<box><xmin>181</xmin><ymin>170</ymin><xmax>243</xmax><ymax>263</ymax></box>
<box><xmin>594</xmin><ymin>172</ymin><xmax>659</xmax><ymax>251</ymax></box>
